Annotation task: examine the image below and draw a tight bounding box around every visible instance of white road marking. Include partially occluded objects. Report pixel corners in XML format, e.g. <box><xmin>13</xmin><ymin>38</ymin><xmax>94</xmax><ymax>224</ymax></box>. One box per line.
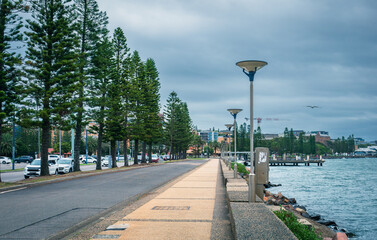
<box><xmin>0</xmin><ymin>187</ymin><xmax>27</xmax><ymax>194</ymax></box>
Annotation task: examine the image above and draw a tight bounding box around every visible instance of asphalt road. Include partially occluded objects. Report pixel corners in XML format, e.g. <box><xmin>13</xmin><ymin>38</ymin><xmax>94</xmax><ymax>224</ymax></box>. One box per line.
<box><xmin>0</xmin><ymin>161</ymin><xmax>136</xmax><ymax>182</ymax></box>
<box><xmin>0</xmin><ymin>160</ymin><xmax>205</xmax><ymax>239</ymax></box>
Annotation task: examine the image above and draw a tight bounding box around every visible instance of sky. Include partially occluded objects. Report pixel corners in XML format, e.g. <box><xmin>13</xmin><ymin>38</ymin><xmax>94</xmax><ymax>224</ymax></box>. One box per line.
<box><xmin>96</xmin><ymin>0</ymin><xmax>377</xmax><ymax>141</ymax></box>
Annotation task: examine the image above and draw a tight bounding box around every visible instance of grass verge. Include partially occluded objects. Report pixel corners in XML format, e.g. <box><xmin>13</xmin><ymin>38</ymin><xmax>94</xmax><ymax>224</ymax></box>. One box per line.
<box><xmin>274</xmin><ymin>208</ymin><xmax>322</xmax><ymax>240</ymax></box>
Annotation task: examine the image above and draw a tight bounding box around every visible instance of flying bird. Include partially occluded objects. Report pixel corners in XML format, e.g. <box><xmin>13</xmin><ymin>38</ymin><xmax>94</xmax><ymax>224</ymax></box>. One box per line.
<box><xmin>306</xmin><ymin>105</ymin><xmax>319</xmax><ymax>109</ymax></box>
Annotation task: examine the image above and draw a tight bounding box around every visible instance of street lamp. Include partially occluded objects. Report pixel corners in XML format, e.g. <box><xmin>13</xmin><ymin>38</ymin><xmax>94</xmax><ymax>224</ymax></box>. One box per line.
<box><xmin>227</xmin><ymin>109</ymin><xmax>242</xmax><ymax>178</ymax></box>
<box><xmin>236</xmin><ymin>60</ymin><xmax>267</xmax><ymax>202</ymax></box>
<box><xmin>225</xmin><ymin>124</ymin><xmax>233</xmax><ymax>169</ymax></box>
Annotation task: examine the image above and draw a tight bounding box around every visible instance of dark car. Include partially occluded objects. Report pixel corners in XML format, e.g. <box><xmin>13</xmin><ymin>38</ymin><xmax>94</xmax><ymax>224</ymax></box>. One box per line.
<box><xmin>15</xmin><ymin>155</ymin><xmax>34</xmax><ymax>163</ymax></box>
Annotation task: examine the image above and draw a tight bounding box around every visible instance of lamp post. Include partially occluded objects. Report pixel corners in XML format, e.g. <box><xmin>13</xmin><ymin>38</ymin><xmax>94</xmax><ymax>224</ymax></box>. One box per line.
<box><xmin>85</xmin><ymin>126</ymin><xmax>88</xmax><ymax>164</ymax></box>
<box><xmin>236</xmin><ymin>60</ymin><xmax>267</xmax><ymax>202</ymax></box>
<box><xmin>227</xmin><ymin>109</ymin><xmax>242</xmax><ymax>178</ymax></box>
<box><xmin>225</xmin><ymin>124</ymin><xmax>233</xmax><ymax>169</ymax></box>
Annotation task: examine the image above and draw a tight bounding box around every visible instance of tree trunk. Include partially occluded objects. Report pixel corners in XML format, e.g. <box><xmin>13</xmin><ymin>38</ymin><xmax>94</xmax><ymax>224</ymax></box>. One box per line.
<box><xmin>111</xmin><ymin>140</ymin><xmax>117</xmax><ymax>168</ymax></box>
<box><xmin>134</xmin><ymin>139</ymin><xmax>138</xmax><ymax>165</ymax></box>
<box><xmin>123</xmin><ymin>138</ymin><xmax>128</xmax><ymax>167</ymax></box>
<box><xmin>148</xmin><ymin>142</ymin><xmax>152</xmax><ymax>163</ymax></box>
<box><xmin>170</xmin><ymin>144</ymin><xmax>173</xmax><ymax>160</ymax></box>
<box><xmin>40</xmin><ymin>120</ymin><xmax>50</xmax><ymax>176</ymax></box>
<box><xmin>141</xmin><ymin>142</ymin><xmax>146</xmax><ymax>163</ymax></box>
<box><xmin>96</xmin><ymin>123</ymin><xmax>103</xmax><ymax>170</ymax></box>
<box><xmin>74</xmin><ymin>116</ymin><xmax>82</xmax><ymax>172</ymax></box>
<box><xmin>0</xmin><ymin>117</ymin><xmax>2</xmax><ymax>182</ymax></box>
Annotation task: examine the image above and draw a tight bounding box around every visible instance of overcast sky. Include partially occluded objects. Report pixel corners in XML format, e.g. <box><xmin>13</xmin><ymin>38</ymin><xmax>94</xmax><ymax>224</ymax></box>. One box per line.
<box><xmin>97</xmin><ymin>0</ymin><xmax>377</xmax><ymax>141</ymax></box>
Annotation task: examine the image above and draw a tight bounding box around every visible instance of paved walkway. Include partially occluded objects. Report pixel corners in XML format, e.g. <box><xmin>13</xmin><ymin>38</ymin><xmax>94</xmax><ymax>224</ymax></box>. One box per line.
<box><xmin>91</xmin><ymin>159</ymin><xmax>232</xmax><ymax>240</ymax></box>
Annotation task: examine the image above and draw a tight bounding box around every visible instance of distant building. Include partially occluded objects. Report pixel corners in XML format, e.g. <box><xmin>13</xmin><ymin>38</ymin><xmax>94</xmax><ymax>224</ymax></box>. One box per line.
<box><xmin>292</xmin><ymin>130</ymin><xmax>305</xmax><ymax>137</ymax></box>
<box><xmin>308</xmin><ymin>131</ymin><xmax>331</xmax><ymax>146</ymax></box>
<box><xmin>354</xmin><ymin>137</ymin><xmax>366</xmax><ymax>145</ymax></box>
<box><xmin>199</xmin><ymin>130</ymin><xmax>218</xmax><ymax>142</ymax></box>
<box><xmin>263</xmin><ymin>134</ymin><xmax>279</xmax><ymax>140</ymax></box>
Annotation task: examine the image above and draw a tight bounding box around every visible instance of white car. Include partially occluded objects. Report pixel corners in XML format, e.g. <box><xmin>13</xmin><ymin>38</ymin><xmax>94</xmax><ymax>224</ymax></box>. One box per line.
<box><xmin>102</xmin><ymin>159</ymin><xmax>109</xmax><ymax>167</ymax></box>
<box><xmin>48</xmin><ymin>155</ymin><xmax>60</xmax><ymax>161</ymax></box>
<box><xmin>81</xmin><ymin>156</ymin><xmax>97</xmax><ymax>164</ymax></box>
<box><xmin>24</xmin><ymin>159</ymin><xmax>58</xmax><ymax>179</ymax></box>
<box><xmin>0</xmin><ymin>156</ymin><xmax>11</xmax><ymax>164</ymax></box>
<box><xmin>57</xmin><ymin>158</ymin><xmax>74</xmax><ymax>174</ymax></box>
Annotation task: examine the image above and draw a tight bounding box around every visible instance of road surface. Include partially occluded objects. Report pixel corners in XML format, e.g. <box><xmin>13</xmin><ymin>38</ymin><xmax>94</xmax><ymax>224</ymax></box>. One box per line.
<box><xmin>0</xmin><ymin>160</ymin><xmax>205</xmax><ymax>239</ymax></box>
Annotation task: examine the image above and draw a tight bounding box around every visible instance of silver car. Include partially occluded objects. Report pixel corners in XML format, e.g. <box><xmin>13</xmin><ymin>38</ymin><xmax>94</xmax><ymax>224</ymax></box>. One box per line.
<box><xmin>57</xmin><ymin>158</ymin><xmax>74</xmax><ymax>174</ymax></box>
<box><xmin>24</xmin><ymin>159</ymin><xmax>58</xmax><ymax>179</ymax></box>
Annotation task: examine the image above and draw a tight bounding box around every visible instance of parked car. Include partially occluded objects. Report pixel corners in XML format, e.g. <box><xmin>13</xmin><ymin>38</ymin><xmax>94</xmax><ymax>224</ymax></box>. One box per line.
<box><xmin>0</xmin><ymin>156</ymin><xmax>11</xmax><ymax>164</ymax></box>
<box><xmin>48</xmin><ymin>155</ymin><xmax>60</xmax><ymax>161</ymax></box>
<box><xmin>57</xmin><ymin>158</ymin><xmax>74</xmax><ymax>173</ymax></box>
<box><xmin>150</xmin><ymin>154</ymin><xmax>159</xmax><ymax>163</ymax></box>
<box><xmin>102</xmin><ymin>159</ymin><xmax>109</xmax><ymax>167</ymax></box>
<box><xmin>81</xmin><ymin>156</ymin><xmax>97</xmax><ymax>164</ymax></box>
<box><xmin>15</xmin><ymin>155</ymin><xmax>34</xmax><ymax>163</ymax></box>
<box><xmin>24</xmin><ymin>159</ymin><xmax>58</xmax><ymax>178</ymax></box>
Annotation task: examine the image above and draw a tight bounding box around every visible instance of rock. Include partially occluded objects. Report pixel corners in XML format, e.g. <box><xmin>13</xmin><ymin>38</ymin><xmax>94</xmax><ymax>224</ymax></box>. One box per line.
<box><xmin>301</xmin><ymin>212</ymin><xmax>311</xmax><ymax>218</ymax></box>
<box><xmin>294</xmin><ymin>205</ymin><xmax>307</xmax><ymax>211</ymax></box>
<box><xmin>289</xmin><ymin>198</ymin><xmax>296</xmax><ymax>204</ymax></box>
<box><xmin>294</xmin><ymin>207</ymin><xmax>306</xmax><ymax>214</ymax></box>
<box><xmin>266</xmin><ymin>199</ymin><xmax>274</xmax><ymax>205</ymax></box>
<box><xmin>318</xmin><ymin>220</ymin><xmax>337</xmax><ymax>226</ymax></box>
<box><xmin>310</xmin><ymin>214</ymin><xmax>321</xmax><ymax>221</ymax></box>
<box><xmin>277</xmin><ymin>192</ymin><xmax>283</xmax><ymax>199</ymax></box>
<box><xmin>264</xmin><ymin>182</ymin><xmax>282</xmax><ymax>188</ymax></box>
<box><xmin>282</xmin><ymin>205</ymin><xmax>293</xmax><ymax>210</ymax></box>
<box><xmin>263</xmin><ymin>196</ymin><xmax>270</xmax><ymax>202</ymax></box>
<box><xmin>283</xmin><ymin>198</ymin><xmax>290</xmax><ymax>204</ymax></box>
<box><xmin>264</xmin><ymin>190</ymin><xmax>272</xmax><ymax>197</ymax></box>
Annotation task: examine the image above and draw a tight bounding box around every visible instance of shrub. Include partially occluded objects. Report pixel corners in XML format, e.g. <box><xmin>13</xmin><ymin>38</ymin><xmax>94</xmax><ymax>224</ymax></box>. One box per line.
<box><xmin>274</xmin><ymin>208</ymin><xmax>321</xmax><ymax>240</ymax></box>
<box><xmin>230</xmin><ymin>162</ymin><xmax>249</xmax><ymax>176</ymax></box>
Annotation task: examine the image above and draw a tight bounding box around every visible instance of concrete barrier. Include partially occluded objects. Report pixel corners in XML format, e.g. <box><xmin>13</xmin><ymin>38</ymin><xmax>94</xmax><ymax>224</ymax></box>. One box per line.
<box><xmin>219</xmin><ymin>159</ymin><xmax>297</xmax><ymax>240</ymax></box>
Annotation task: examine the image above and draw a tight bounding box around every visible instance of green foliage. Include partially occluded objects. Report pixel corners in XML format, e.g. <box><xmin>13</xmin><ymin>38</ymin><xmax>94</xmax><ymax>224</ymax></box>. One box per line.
<box><xmin>231</xmin><ymin>162</ymin><xmax>249</xmax><ymax>176</ymax></box>
<box><xmin>163</xmin><ymin>92</ymin><xmax>193</xmax><ymax>160</ymax></box>
<box><xmin>22</xmin><ymin>0</ymin><xmax>80</xmax><ymax>175</ymax></box>
<box><xmin>0</xmin><ymin>0</ymin><xmax>25</xmax><ymax>171</ymax></box>
<box><xmin>71</xmin><ymin>0</ymin><xmax>109</xmax><ymax>171</ymax></box>
<box><xmin>328</xmin><ymin>135</ymin><xmax>354</xmax><ymax>153</ymax></box>
<box><xmin>0</xmin><ymin>0</ymin><xmax>165</xmax><ymax>174</ymax></box>
<box><xmin>191</xmin><ymin>134</ymin><xmax>204</xmax><ymax>157</ymax></box>
<box><xmin>274</xmin><ymin>208</ymin><xmax>321</xmax><ymax>240</ymax></box>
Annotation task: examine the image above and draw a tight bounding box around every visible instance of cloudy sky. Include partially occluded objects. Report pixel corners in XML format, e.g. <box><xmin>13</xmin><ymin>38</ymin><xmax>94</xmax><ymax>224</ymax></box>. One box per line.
<box><xmin>97</xmin><ymin>0</ymin><xmax>377</xmax><ymax>141</ymax></box>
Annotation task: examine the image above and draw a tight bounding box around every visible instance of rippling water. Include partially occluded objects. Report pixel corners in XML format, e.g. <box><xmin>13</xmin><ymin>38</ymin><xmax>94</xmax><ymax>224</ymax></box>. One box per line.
<box><xmin>269</xmin><ymin>158</ymin><xmax>377</xmax><ymax>240</ymax></box>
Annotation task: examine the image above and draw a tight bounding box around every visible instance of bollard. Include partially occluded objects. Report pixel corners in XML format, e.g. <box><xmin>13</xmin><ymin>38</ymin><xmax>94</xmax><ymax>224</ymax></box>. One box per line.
<box><xmin>234</xmin><ymin>162</ymin><xmax>238</xmax><ymax>178</ymax></box>
<box><xmin>248</xmin><ymin>173</ymin><xmax>256</xmax><ymax>202</ymax></box>
<box><xmin>228</xmin><ymin>159</ymin><xmax>231</xmax><ymax>170</ymax></box>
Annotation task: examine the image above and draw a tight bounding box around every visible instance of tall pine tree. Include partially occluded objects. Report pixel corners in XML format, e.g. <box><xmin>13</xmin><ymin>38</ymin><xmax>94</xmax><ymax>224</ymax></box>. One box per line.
<box><xmin>22</xmin><ymin>0</ymin><xmax>80</xmax><ymax>175</ymax></box>
<box><xmin>88</xmin><ymin>35</ymin><xmax>113</xmax><ymax>170</ymax></box>
<box><xmin>0</xmin><ymin>0</ymin><xmax>26</xmax><ymax>182</ymax></box>
<box><xmin>143</xmin><ymin>58</ymin><xmax>161</xmax><ymax>162</ymax></box>
<box><xmin>71</xmin><ymin>0</ymin><xmax>108</xmax><ymax>171</ymax></box>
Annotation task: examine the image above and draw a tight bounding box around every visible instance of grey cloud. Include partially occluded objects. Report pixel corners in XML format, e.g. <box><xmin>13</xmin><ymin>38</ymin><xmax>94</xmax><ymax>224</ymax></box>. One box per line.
<box><xmin>98</xmin><ymin>0</ymin><xmax>377</xmax><ymax>140</ymax></box>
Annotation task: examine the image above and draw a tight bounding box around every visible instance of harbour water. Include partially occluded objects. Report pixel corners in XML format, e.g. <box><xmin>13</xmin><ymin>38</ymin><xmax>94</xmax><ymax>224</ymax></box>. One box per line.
<box><xmin>269</xmin><ymin>157</ymin><xmax>377</xmax><ymax>239</ymax></box>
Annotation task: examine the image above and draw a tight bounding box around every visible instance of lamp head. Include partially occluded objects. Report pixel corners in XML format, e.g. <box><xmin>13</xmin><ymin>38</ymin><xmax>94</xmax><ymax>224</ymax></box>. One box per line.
<box><xmin>236</xmin><ymin>60</ymin><xmax>267</xmax><ymax>81</ymax></box>
<box><xmin>236</xmin><ymin>60</ymin><xmax>267</xmax><ymax>72</ymax></box>
<box><xmin>227</xmin><ymin>108</ymin><xmax>242</xmax><ymax>118</ymax></box>
<box><xmin>225</xmin><ymin>124</ymin><xmax>233</xmax><ymax>130</ymax></box>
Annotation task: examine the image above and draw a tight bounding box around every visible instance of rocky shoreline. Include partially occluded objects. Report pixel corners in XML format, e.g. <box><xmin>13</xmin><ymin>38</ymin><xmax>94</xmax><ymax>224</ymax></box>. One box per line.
<box><xmin>263</xmin><ymin>183</ymin><xmax>355</xmax><ymax>239</ymax></box>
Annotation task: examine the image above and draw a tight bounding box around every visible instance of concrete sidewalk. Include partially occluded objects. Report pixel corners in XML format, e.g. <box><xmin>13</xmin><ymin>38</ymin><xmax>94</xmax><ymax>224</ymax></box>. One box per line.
<box><xmin>91</xmin><ymin>159</ymin><xmax>232</xmax><ymax>240</ymax></box>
